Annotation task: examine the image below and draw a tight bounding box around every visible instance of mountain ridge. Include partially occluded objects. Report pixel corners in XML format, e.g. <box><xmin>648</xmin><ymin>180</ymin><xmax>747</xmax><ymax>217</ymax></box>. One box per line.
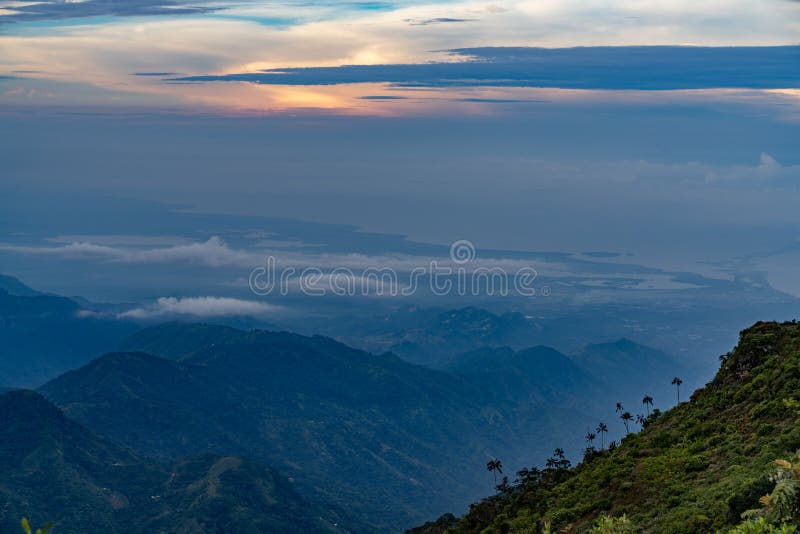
<box><xmin>40</xmin><ymin>329</ymin><xmax>512</xmax><ymax>529</ymax></box>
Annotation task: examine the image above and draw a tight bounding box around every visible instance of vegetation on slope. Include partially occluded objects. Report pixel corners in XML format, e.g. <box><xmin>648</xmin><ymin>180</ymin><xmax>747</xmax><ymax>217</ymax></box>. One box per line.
<box><xmin>0</xmin><ymin>390</ymin><xmax>346</xmax><ymax>533</ymax></box>
<box><xmin>433</xmin><ymin>321</ymin><xmax>800</xmax><ymax>533</ymax></box>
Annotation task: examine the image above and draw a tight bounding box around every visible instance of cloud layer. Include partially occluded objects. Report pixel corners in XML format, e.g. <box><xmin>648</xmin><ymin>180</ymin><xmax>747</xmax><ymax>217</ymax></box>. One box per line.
<box><xmin>118</xmin><ymin>296</ymin><xmax>279</xmax><ymax>318</ymax></box>
<box><xmin>0</xmin><ymin>236</ymin><xmax>255</xmax><ymax>267</ymax></box>
<box><xmin>173</xmin><ymin>46</ymin><xmax>800</xmax><ymax>90</ymax></box>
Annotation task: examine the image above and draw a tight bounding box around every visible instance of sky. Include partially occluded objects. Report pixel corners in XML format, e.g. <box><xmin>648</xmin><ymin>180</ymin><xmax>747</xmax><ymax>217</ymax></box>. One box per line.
<box><xmin>1</xmin><ymin>0</ymin><xmax>799</xmax><ymax>112</ymax></box>
<box><xmin>1</xmin><ymin>0</ymin><xmax>799</xmax><ymax>314</ymax></box>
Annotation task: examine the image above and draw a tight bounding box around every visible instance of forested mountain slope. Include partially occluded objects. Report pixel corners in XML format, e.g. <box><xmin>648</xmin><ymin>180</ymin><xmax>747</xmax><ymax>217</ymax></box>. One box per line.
<box><xmin>0</xmin><ymin>390</ymin><xmax>345</xmax><ymax>534</ymax></box>
<box><xmin>430</xmin><ymin>321</ymin><xmax>800</xmax><ymax>533</ymax></box>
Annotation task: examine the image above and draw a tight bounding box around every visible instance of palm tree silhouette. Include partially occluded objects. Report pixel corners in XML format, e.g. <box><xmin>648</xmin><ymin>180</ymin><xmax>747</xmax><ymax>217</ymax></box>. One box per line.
<box><xmin>672</xmin><ymin>377</ymin><xmax>683</xmax><ymax>403</ymax></box>
<box><xmin>615</xmin><ymin>402</ymin><xmax>624</xmax><ymax>413</ymax></box>
<box><xmin>585</xmin><ymin>431</ymin><xmax>596</xmax><ymax>447</ymax></box>
<box><xmin>642</xmin><ymin>395</ymin><xmax>654</xmax><ymax>416</ymax></box>
<box><xmin>546</xmin><ymin>448</ymin><xmax>570</xmax><ymax>470</ymax></box>
<box><xmin>636</xmin><ymin>414</ymin><xmax>646</xmax><ymax>428</ymax></box>
<box><xmin>620</xmin><ymin>411</ymin><xmax>633</xmax><ymax>434</ymax></box>
<box><xmin>486</xmin><ymin>458</ymin><xmax>503</xmax><ymax>486</ymax></box>
<box><xmin>596</xmin><ymin>422</ymin><xmax>608</xmax><ymax>449</ymax></box>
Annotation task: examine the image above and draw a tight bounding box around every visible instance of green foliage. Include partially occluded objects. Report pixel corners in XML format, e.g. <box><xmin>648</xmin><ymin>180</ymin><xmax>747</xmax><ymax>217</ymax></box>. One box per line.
<box><xmin>20</xmin><ymin>517</ymin><xmax>52</xmax><ymax>534</ymax></box>
<box><xmin>738</xmin><ymin>450</ymin><xmax>800</xmax><ymax>527</ymax></box>
<box><xmin>591</xmin><ymin>515</ymin><xmax>633</xmax><ymax>533</ymax></box>
<box><xmin>727</xmin><ymin>518</ymin><xmax>796</xmax><ymax>534</ymax></box>
<box><xmin>727</xmin><ymin>477</ymin><xmax>776</xmax><ymax>524</ymax></box>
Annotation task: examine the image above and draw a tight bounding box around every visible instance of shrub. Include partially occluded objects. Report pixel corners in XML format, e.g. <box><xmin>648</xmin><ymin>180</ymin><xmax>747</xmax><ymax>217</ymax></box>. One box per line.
<box><xmin>727</xmin><ymin>518</ymin><xmax>796</xmax><ymax>533</ymax></box>
<box><xmin>727</xmin><ymin>477</ymin><xmax>776</xmax><ymax>524</ymax></box>
<box><xmin>590</xmin><ymin>514</ymin><xmax>634</xmax><ymax>533</ymax></box>
<box><xmin>20</xmin><ymin>518</ymin><xmax>52</xmax><ymax>534</ymax></box>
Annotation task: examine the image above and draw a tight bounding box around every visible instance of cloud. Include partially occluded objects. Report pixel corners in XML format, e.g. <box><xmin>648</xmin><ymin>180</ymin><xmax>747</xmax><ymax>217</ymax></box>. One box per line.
<box><xmin>760</xmin><ymin>152</ymin><xmax>781</xmax><ymax>170</ymax></box>
<box><xmin>405</xmin><ymin>17</ymin><xmax>475</xmax><ymax>26</ymax></box>
<box><xmin>118</xmin><ymin>296</ymin><xmax>279</xmax><ymax>318</ymax></box>
<box><xmin>172</xmin><ymin>46</ymin><xmax>800</xmax><ymax>91</ymax></box>
<box><xmin>358</xmin><ymin>95</ymin><xmax>408</xmax><ymax>100</ymax></box>
<box><xmin>48</xmin><ymin>234</ymin><xmax>193</xmax><ymax>246</ymax></box>
<box><xmin>4</xmin><ymin>0</ymin><xmax>799</xmax><ymax>114</ymax></box>
<box><xmin>450</xmin><ymin>97</ymin><xmax>545</xmax><ymax>103</ymax></box>
<box><xmin>0</xmin><ymin>236</ymin><xmax>259</xmax><ymax>267</ymax></box>
<box><xmin>701</xmin><ymin>152</ymin><xmax>795</xmax><ymax>183</ymax></box>
<box><xmin>0</xmin><ymin>0</ymin><xmax>216</xmax><ymax>24</ymax></box>
<box><xmin>131</xmin><ymin>72</ymin><xmax>179</xmax><ymax>77</ymax></box>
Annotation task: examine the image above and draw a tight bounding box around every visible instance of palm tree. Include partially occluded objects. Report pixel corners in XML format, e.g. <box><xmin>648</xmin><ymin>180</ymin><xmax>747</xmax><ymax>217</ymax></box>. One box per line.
<box><xmin>615</xmin><ymin>402</ymin><xmax>624</xmax><ymax>413</ymax></box>
<box><xmin>546</xmin><ymin>448</ymin><xmax>571</xmax><ymax>470</ymax></box>
<box><xmin>636</xmin><ymin>414</ymin><xmax>646</xmax><ymax>428</ymax></box>
<box><xmin>672</xmin><ymin>377</ymin><xmax>683</xmax><ymax>403</ymax></box>
<box><xmin>620</xmin><ymin>411</ymin><xmax>633</xmax><ymax>434</ymax></box>
<box><xmin>486</xmin><ymin>458</ymin><xmax>503</xmax><ymax>486</ymax></box>
<box><xmin>596</xmin><ymin>422</ymin><xmax>608</xmax><ymax>449</ymax></box>
<box><xmin>585</xmin><ymin>431</ymin><xmax>596</xmax><ymax>447</ymax></box>
<box><xmin>642</xmin><ymin>395</ymin><xmax>654</xmax><ymax>416</ymax></box>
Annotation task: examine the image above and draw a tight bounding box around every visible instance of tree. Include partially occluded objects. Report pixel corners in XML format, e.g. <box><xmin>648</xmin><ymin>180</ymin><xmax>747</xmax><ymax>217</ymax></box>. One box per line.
<box><xmin>596</xmin><ymin>422</ymin><xmax>608</xmax><ymax>449</ymax></box>
<box><xmin>635</xmin><ymin>414</ymin><xmax>646</xmax><ymax>428</ymax></box>
<box><xmin>515</xmin><ymin>466</ymin><xmax>541</xmax><ymax>486</ymax></box>
<box><xmin>486</xmin><ymin>458</ymin><xmax>503</xmax><ymax>486</ymax></box>
<box><xmin>546</xmin><ymin>448</ymin><xmax>571</xmax><ymax>470</ymax></box>
<box><xmin>642</xmin><ymin>395</ymin><xmax>654</xmax><ymax>416</ymax></box>
<box><xmin>672</xmin><ymin>377</ymin><xmax>683</xmax><ymax>403</ymax></box>
<box><xmin>620</xmin><ymin>411</ymin><xmax>633</xmax><ymax>434</ymax></box>
<box><xmin>586</xmin><ymin>431</ymin><xmax>596</xmax><ymax>447</ymax></box>
<box><xmin>615</xmin><ymin>402</ymin><xmax>624</xmax><ymax>413</ymax></box>
<box><xmin>495</xmin><ymin>475</ymin><xmax>512</xmax><ymax>496</ymax></box>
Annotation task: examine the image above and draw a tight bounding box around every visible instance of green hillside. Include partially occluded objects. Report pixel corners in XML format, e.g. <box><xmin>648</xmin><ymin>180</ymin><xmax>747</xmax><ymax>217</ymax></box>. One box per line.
<box><xmin>0</xmin><ymin>390</ymin><xmax>346</xmax><ymax>533</ymax></box>
<box><xmin>431</xmin><ymin>321</ymin><xmax>800</xmax><ymax>533</ymax></box>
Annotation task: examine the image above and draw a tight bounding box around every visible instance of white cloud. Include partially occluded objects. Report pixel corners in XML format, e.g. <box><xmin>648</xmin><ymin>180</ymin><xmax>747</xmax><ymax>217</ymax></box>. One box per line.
<box><xmin>701</xmin><ymin>152</ymin><xmax>796</xmax><ymax>183</ymax></box>
<box><xmin>48</xmin><ymin>234</ymin><xmax>193</xmax><ymax>246</ymax></box>
<box><xmin>118</xmin><ymin>296</ymin><xmax>279</xmax><ymax>319</ymax></box>
<box><xmin>0</xmin><ymin>236</ymin><xmax>259</xmax><ymax>267</ymax></box>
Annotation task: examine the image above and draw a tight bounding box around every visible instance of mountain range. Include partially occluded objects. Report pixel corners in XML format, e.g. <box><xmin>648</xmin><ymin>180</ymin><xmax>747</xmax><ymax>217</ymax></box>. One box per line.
<box><xmin>335</xmin><ymin>307</ymin><xmax>543</xmax><ymax>368</ymax></box>
<box><xmin>0</xmin><ymin>276</ymin><xmax>137</xmax><ymax>387</ymax></box>
<box><xmin>40</xmin><ymin>325</ymin><xmax>508</xmax><ymax>529</ymax></box>
<box><xmin>34</xmin><ymin>321</ymin><xmax>684</xmax><ymax>529</ymax></box>
<box><xmin>0</xmin><ymin>389</ymin><xmax>347</xmax><ymax>533</ymax></box>
<box><xmin>0</xmin><ymin>276</ymin><xmax>692</xmax><ymax>530</ymax></box>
